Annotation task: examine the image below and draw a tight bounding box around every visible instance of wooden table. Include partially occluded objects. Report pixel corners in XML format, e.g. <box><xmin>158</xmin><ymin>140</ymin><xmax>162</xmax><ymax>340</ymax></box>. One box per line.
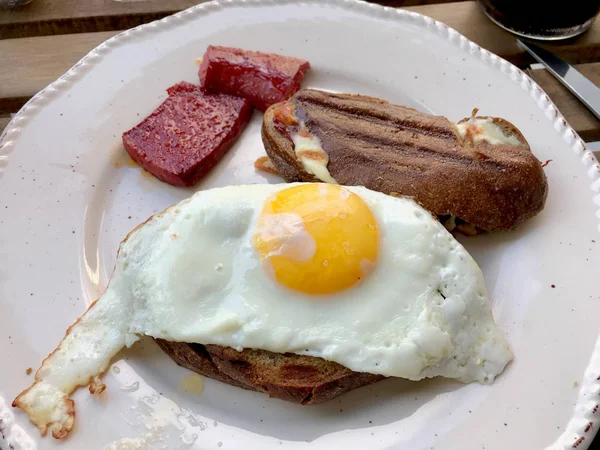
<box><xmin>2</xmin><ymin>0</ymin><xmax>600</xmax><ymax>146</ymax></box>
<box><xmin>0</xmin><ymin>1</ymin><xmax>599</xmax><ymax>449</ymax></box>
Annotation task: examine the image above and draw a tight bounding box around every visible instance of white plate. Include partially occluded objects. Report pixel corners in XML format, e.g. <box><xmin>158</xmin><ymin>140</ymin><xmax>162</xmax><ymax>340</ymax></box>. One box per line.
<box><xmin>1</xmin><ymin>1</ymin><xmax>599</xmax><ymax>449</ymax></box>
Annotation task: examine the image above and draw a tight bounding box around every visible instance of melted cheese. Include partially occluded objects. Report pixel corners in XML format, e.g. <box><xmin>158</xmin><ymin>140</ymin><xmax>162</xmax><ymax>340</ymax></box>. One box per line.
<box><xmin>291</xmin><ymin>132</ymin><xmax>337</xmax><ymax>184</ymax></box>
<box><xmin>456</xmin><ymin>118</ymin><xmax>523</xmax><ymax>146</ymax></box>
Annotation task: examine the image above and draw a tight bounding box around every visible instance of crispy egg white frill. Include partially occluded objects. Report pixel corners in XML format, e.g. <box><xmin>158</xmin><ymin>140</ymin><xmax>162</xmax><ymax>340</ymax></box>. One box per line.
<box><xmin>13</xmin><ymin>183</ymin><xmax>512</xmax><ymax>439</ymax></box>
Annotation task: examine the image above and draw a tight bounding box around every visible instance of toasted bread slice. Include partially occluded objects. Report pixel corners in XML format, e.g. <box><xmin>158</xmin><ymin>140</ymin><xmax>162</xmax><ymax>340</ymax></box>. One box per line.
<box><xmin>155</xmin><ymin>339</ymin><xmax>384</xmax><ymax>404</ymax></box>
<box><xmin>261</xmin><ymin>89</ymin><xmax>548</xmax><ymax>232</ymax></box>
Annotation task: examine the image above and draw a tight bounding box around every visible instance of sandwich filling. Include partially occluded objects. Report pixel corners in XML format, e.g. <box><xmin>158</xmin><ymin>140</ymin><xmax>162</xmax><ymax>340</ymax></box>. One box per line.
<box><xmin>291</xmin><ymin>130</ymin><xmax>337</xmax><ymax>184</ymax></box>
<box><xmin>455</xmin><ymin>117</ymin><xmax>524</xmax><ymax>146</ymax></box>
<box><xmin>271</xmin><ymin>102</ymin><xmax>337</xmax><ymax>184</ymax></box>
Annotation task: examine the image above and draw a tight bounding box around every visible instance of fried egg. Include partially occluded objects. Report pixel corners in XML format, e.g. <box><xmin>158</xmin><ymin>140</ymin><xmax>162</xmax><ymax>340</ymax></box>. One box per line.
<box><xmin>14</xmin><ymin>183</ymin><xmax>512</xmax><ymax>439</ymax></box>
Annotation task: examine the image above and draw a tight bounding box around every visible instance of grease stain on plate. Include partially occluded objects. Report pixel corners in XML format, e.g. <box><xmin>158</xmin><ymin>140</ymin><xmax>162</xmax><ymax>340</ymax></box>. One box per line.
<box><xmin>179</xmin><ymin>374</ymin><xmax>205</xmax><ymax>396</ymax></box>
<box><xmin>109</xmin><ymin>140</ymin><xmax>138</xmax><ymax>169</ymax></box>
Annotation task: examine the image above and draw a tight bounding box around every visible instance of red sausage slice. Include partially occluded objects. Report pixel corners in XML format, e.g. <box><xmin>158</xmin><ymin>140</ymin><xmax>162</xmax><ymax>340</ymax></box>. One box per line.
<box><xmin>122</xmin><ymin>81</ymin><xmax>253</xmax><ymax>187</ymax></box>
<box><xmin>198</xmin><ymin>46</ymin><xmax>310</xmax><ymax>112</ymax></box>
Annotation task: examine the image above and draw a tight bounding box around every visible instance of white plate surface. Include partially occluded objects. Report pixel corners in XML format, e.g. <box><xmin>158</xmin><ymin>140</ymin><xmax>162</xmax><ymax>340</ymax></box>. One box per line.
<box><xmin>1</xmin><ymin>1</ymin><xmax>600</xmax><ymax>449</ymax></box>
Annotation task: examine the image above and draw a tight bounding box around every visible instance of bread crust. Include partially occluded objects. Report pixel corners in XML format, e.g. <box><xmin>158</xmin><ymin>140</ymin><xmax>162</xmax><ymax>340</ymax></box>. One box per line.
<box><xmin>262</xmin><ymin>89</ymin><xmax>549</xmax><ymax>232</ymax></box>
<box><xmin>155</xmin><ymin>339</ymin><xmax>384</xmax><ymax>404</ymax></box>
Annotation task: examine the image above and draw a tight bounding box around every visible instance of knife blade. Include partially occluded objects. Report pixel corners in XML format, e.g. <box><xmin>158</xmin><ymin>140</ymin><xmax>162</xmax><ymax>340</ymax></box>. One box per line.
<box><xmin>517</xmin><ymin>38</ymin><xmax>600</xmax><ymax>121</ymax></box>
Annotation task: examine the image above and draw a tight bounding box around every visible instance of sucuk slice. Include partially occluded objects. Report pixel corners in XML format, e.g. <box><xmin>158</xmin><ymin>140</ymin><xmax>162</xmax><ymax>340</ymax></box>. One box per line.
<box><xmin>122</xmin><ymin>81</ymin><xmax>253</xmax><ymax>187</ymax></box>
<box><xmin>198</xmin><ymin>46</ymin><xmax>310</xmax><ymax>112</ymax></box>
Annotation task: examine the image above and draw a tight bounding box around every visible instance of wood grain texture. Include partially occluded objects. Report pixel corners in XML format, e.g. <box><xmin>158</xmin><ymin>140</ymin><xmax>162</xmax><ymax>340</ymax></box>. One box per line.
<box><xmin>0</xmin><ymin>116</ymin><xmax>12</xmax><ymax>134</ymax></box>
<box><xmin>2</xmin><ymin>2</ymin><xmax>600</xmax><ymax>65</ymax></box>
<box><xmin>0</xmin><ymin>0</ymin><xmax>461</xmax><ymax>38</ymax></box>
<box><xmin>0</xmin><ymin>0</ymin><xmax>195</xmax><ymax>39</ymax></box>
<box><xmin>1</xmin><ymin>2</ymin><xmax>600</xmax><ymax>141</ymax></box>
<box><xmin>0</xmin><ymin>32</ymin><xmax>115</xmax><ymax>100</ymax></box>
<box><xmin>411</xmin><ymin>3</ymin><xmax>600</xmax><ymax>66</ymax></box>
<box><xmin>0</xmin><ymin>29</ymin><xmax>599</xmax><ymax>141</ymax></box>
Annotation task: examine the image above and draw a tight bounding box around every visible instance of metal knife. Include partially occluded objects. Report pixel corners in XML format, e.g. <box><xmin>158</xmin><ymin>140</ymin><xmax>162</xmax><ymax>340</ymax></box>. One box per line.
<box><xmin>517</xmin><ymin>38</ymin><xmax>600</xmax><ymax>121</ymax></box>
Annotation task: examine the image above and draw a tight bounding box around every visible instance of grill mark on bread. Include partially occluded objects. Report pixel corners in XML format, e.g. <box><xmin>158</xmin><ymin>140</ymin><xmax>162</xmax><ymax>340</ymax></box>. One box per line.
<box><xmin>294</xmin><ymin>96</ymin><xmax>485</xmax><ymax>168</ymax></box>
<box><xmin>279</xmin><ymin>364</ymin><xmax>322</xmax><ymax>383</ymax></box>
<box><xmin>300</xmin><ymin>122</ymin><xmax>511</xmax><ymax>174</ymax></box>
<box><xmin>295</xmin><ymin>91</ymin><xmax>454</xmax><ymax>139</ymax></box>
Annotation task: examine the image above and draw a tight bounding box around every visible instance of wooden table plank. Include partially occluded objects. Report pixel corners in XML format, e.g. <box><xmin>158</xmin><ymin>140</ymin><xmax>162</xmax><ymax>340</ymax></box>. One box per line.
<box><xmin>0</xmin><ymin>31</ymin><xmax>116</xmax><ymax>115</ymax></box>
<box><xmin>1</xmin><ymin>3</ymin><xmax>600</xmax><ymax>140</ymax></box>
<box><xmin>0</xmin><ymin>0</ymin><xmax>201</xmax><ymax>38</ymax></box>
<box><xmin>2</xmin><ymin>2</ymin><xmax>600</xmax><ymax>65</ymax></box>
<box><xmin>0</xmin><ymin>0</ymin><xmax>464</xmax><ymax>39</ymax></box>
<box><xmin>411</xmin><ymin>3</ymin><xmax>600</xmax><ymax>66</ymax></box>
<box><xmin>0</xmin><ymin>32</ymin><xmax>115</xmax><ymax>100</ymax></box>
<box><xmin>1</xmin><ymin>29</ymin><xmax>599</xmax><ymax>140</ymax></box>
<box><xmin>0</xmin><ymin>0</ymin><xmax>196</xmax><ymax>39</ymax></box>
<box><xmin>0</xmin><ymin>116</ymin><xmax>11</xmax><ymax>134</ymax></box>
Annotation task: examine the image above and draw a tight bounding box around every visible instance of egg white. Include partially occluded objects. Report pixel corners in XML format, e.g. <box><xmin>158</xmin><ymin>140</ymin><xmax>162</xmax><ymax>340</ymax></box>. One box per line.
<box><xmin>14</xmin><ymin>183</ymin><xmax>512</xmax><ymax>439</ymax></box>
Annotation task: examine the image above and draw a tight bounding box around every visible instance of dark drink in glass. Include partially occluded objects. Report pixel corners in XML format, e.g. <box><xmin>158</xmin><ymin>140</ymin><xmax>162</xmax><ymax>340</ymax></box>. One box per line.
<box><xmin>477</xmin><ymin>0</ymin><xmax>600</xmax><ymax>40</ymax></box>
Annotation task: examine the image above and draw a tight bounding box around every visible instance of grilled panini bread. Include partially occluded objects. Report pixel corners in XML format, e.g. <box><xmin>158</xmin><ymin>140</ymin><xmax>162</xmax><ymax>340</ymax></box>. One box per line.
<box><xmin>261</xmin><ymin>89</ymin><xmax>548</xmax><ymax>232</ymax></box>
<box><xmin>155</xmin><ymin>339</ymin><xmax>384</xmax><ymax>404</ymax></box>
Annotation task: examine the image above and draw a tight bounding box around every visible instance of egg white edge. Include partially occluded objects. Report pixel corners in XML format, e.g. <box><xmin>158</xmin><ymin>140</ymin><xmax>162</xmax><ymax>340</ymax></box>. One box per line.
<box><xmin>10</xmin><ymin>182</ymin><xmax>513</xmax><ymax>441</ymax></box>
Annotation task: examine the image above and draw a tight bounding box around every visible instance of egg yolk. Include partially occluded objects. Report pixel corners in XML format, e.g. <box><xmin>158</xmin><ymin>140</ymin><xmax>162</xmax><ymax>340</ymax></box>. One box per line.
<box><xmin>253</xmin><ymin>184</ymin><xmax>379</xmax><ymax>295</ymax></box>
